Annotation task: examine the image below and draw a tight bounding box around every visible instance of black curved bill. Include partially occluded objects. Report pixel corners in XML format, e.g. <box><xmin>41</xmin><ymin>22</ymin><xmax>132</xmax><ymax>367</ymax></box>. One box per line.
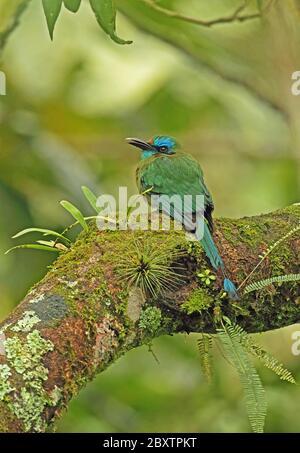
<box><xmin>126</xmin><ymin>138</ymin><xmax>154</xmax><ymax>151</ymax></box>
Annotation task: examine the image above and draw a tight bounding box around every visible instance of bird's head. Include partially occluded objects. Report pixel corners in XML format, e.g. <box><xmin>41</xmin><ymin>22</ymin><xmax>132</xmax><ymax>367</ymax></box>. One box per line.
<box><xmin>126</xmin><ymin>135</ymin><xmax>179</xmax><ymax>159</ymax></box>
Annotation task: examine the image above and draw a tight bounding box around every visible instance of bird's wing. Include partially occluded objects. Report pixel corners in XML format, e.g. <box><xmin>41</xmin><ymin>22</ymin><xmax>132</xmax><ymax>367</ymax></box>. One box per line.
<box><xmin>138</xmin><ymin>153</ymin><xmax>214</xmax><ymax>230</ymax></box>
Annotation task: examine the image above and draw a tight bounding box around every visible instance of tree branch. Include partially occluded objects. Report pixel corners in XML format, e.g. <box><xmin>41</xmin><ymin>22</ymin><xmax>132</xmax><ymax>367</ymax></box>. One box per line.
<box><xmin>117</xmin><ymin>0</ymin><xmax>287</xmax><ymax>118</ymax></box>
<box><xmin>0</xmin><ymin>204</ymin><xmax>299</xmax><ymax>432</ymax></box>
<box><xmin>141</xmin><ymin>0</ymin><xmax>261</xmax><ymax>27</ymax></box>
<box><xmin>0</xmin><ymin>0</ymin><xmax>31</xmax><ymax>52</ymax></box>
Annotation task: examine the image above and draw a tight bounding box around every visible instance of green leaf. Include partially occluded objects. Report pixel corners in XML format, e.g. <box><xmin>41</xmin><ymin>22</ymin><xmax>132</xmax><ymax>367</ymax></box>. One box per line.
<box><xmin>222</xmin><ymin>315</ymin><xmax>232</xmax><ymax>325</ymax></box>
<box><xmin>60</xmin><ymin>200</ymin><xmax>88</xmax><ymax>231</ymax></box>
<box><xmin>36</xmin><ymin>240</ymin><xmax>68</xmax><ymax>250</ymax></box>
<box><xmin>81</xmin><ymin>186</ymin><xmax>99</xmax><ymax>213</ymax></box>
<box><xmin>63</xmin><ymin>0</ymin><xmax>81</xmax><ymax>13</ymax></box>
<box><xmin>42</xmin><ymin>0</ymin><xmax>62</xmax><ymax>40</ymax></box>
<box><xmin>5</xmin><ymin>244</ymin><xmax>60</xmax><ymax>255</ymax></box>
<box><xmin>89</xmin><ymin>0</ymin><xmax>132</xmax><ymax>45</ymax></box>
<box><xmin>12</xmin><ymin>227</ymin><xmax>71</xmax><ymax>243</ymax></box>
<box><xmin>218</xmin><ymin>320</ymin><xmax>267</xmax><ymax>433</ymax></box>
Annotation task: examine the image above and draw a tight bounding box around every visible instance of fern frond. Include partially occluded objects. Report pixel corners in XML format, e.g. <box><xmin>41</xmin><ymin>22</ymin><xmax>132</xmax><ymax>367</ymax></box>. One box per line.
<box><xmin>239</xmin><ymin>223</ymin><xmax>300</xmax><ymax>291</ymax></box>
<box><xmin>197</xmin><ymin>334</ymin><xmax>213</xmax><ymax>383</ymax></box>
<box><xmin>244</xmin><ymin>274</ymin><xmax>300</xmax><ymax>294</ymax></box>
<box><xmin>245</xmin><ymin>341</ymin><xmax>296</xmax><ymax>384</ymax></box>
<box><xmin>227</xmin><ymin>322</ymin><xmax>296</xmax><ymax>384</ymax></box>
<box><xmin>217</xmin><ymin>321</ymin><xmax>267</xmax><ymax>433</ymax></box>
<box><xmin>260</xmin><ymin>224</ymin><xmax>300</xmax><ymax>259</ymax></box>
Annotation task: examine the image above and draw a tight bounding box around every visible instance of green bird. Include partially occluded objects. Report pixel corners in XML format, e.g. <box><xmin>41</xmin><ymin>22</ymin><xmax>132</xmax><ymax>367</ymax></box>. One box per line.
<box><xmin>126</xmin><ymin>135</ymin><xmax>239</xmax><ymax>300</ymax></box>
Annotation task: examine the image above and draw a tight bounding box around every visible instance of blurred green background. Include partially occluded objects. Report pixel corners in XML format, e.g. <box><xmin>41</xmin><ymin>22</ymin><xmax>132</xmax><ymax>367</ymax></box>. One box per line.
<box><xmin>0</xmin><ymin>0</ymin><xmax>300</xmax><ymax>432</ymax></box>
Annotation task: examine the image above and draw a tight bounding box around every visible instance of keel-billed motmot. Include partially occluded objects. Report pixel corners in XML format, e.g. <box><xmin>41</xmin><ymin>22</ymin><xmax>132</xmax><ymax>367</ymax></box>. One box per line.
<box><xmin>126</xmin><ymin>135</ymin><xmax>239</xmax><ymax>300</ymax></box>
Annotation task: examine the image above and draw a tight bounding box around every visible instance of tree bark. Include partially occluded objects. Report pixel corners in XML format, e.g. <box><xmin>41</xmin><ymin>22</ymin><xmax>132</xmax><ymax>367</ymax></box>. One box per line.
<box><xmin>0</xmin><ymin>204</ymin><xmax>299</xmax><ymax>432</ymax></box>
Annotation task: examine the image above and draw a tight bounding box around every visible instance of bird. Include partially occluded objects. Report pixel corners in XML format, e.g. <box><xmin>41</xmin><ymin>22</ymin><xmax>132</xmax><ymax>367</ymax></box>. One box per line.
<box><xmin>126</xmin><ymin>135</ymin><xmax>239</xmax><ymax>300</ymax></box>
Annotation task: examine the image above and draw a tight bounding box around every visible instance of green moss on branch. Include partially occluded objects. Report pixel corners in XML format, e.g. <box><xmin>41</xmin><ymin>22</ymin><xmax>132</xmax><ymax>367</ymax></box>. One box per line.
<box><xmin>0</xmin><ymin>204</ymin><xmax>299</xmax><ymax>432</ymax></box>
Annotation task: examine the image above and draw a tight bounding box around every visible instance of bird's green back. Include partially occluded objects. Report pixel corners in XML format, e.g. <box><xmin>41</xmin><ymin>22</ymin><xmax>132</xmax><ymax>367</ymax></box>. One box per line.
<box><xmin>136</xmin><ymin>151</ymin><xmax>214</xmax><ymax>213</ymax></box>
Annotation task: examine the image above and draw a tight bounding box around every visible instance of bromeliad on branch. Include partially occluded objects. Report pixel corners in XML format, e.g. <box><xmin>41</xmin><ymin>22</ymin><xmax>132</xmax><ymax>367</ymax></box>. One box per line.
<box><xmin>127</xmin><ymin>135</ymin><xmax>239</xmax><ymax>300</ymax></box>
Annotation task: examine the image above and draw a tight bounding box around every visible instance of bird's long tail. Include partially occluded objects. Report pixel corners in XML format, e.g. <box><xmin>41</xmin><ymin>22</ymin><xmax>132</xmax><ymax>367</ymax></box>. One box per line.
<box><xmin>196</xmin><ymin>221</ymin><xmax>239</xmax><ymax>300</ymax></box>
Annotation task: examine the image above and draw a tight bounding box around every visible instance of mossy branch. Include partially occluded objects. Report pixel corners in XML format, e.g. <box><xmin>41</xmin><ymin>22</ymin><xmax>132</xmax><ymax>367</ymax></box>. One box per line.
<box><xmin>0</xmin><ymin>204</ymin><xmax>299</xmax><ymax>432</ymax></box>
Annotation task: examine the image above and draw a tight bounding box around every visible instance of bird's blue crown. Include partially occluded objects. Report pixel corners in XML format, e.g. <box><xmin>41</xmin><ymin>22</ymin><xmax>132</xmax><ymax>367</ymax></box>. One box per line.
<box><xmin>133</xmin><ymin>135</ymin><xmax>179</xmax><ymax>160</ymax></box>
<box><xmin>150</xmin><ymin>135</ymin><xmax>178</xmax><ymax>151</ymax></box>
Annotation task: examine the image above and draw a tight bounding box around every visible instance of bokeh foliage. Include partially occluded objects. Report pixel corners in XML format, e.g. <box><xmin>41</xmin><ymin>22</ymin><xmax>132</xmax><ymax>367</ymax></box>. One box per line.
<box><xmin>0</xmin><ymin>0</ymin><xmax>299</xmax><ymax>432</ymax></box>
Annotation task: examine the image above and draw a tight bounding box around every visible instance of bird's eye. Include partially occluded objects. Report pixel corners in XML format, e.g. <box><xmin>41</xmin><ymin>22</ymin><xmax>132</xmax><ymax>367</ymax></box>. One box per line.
<box><xmin>159</xmin><ymin>146</ymin><xmax>168</xmax><ymax>152</ymax></box>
